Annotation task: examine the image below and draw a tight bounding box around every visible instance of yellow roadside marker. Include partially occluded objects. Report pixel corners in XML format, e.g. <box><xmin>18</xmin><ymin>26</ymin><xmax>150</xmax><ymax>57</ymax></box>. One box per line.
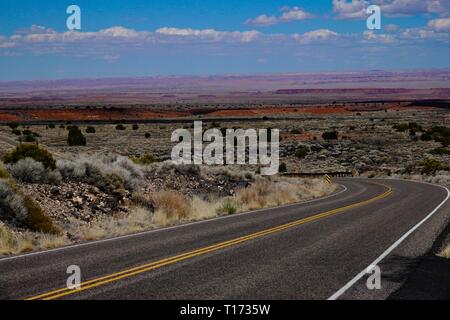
<box><xmin>324</xmin><ymin>174</ymin><xmax>332</xmax><ymax>184</ymax></box>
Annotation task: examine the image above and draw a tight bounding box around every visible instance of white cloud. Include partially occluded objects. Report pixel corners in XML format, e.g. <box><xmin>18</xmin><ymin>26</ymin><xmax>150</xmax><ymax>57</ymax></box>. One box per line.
<box><xmin>333</xmin><ymin>0</ymin><xmax>450</xmax><ymax>19</ymax></box>
<box><xmin>155</xmin><ymin>27</ymin><xmax>260</xmax><ymax>43</ymax></box>
<box><xmin>293</xmin><ymin>29</ymin><xmax>339</xmax><ymax>43</ymax></box>
<box><xmin>245</xmin><ymin>15</ymin><xmax>278</xmax><ymax>27</ymax></box>
<box><xmin>245</xmin><ymin>6</ymin><xmax>312</xmax><ymax>26</ymax></box>
<box><xmin>428</xmin><ymin>18</ymin><xmax>450</xmax><ymax>32</ymax></box>
<box><xmin>373</xmin><ymin>0</ymin><xmax>449</xmax><ymax>16</ymax></box>
<box><xmin>363</xmin><ymin>30</ymin><xmax>396</xmax><ymax>43</ymax></box>
<box><xmin>384</xmin><ymin>24</ymin><xmax>399</xmax><ymax>32</ymax></box>
<box><xmin>279</xmin><ymin>6</ymin><xmax>314</xmax><ymax>22</ymax></box>
<box><xmin>333</xmin><ymin>0</ymin><xmax>368</xmax><ymax>19</ymax></box>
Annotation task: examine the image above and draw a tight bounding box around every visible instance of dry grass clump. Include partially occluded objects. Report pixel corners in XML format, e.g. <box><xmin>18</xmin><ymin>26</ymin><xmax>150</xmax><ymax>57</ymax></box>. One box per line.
<box><xmin>393</xmin><ymin>171</ymin><xmax>450</xmax><ymax>188</ymax></box>
<box><xmin>152</xmin><ymin>190</ymin><xmax>191</xmax><ymax>225</ymax></box>
<box><xmin>0</xmin><ymin>223</ymin><xmax>68</xmax><ymax>256</ymax></box>
<box><xmin>237</xmin><ymin>177</ymin><xmax>336</xmax><ymax>211</ymax></box>
<box><xmin>190</xmin><ymin>196</ymin><xmax>222</xmax><ymax>219</ymax></box>
<box><xmin>438</xmin><ymin>245</ymin><xmax>450</xmax><ymax>259</ymax></box>
<box><xmin>69</xmin><ymin>206</ymin><xmax>154</xmax><ymax>241</ymax></box>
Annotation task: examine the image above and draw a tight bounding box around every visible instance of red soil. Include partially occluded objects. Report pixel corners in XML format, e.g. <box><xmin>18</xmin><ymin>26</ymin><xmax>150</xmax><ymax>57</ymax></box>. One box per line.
<box><xmin>0</xmin><ymin>113</ymin><xmax>21</xmax><ymax>122</ymax></box>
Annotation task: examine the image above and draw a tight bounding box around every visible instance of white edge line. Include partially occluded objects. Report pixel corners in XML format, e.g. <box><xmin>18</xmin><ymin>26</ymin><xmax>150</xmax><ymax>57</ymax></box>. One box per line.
<box><xmin>327</xmin><ymin>181</ymin><xmax>450</xmax><ymax>300</ymax></box>
<box><xmin>0</xmin><ymin>183</ymin><xmax>348</xmax><ymax>262</ymax></box>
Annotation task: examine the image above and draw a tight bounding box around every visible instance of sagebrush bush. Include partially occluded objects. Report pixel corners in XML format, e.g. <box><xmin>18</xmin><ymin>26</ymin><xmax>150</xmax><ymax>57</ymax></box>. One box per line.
<box><xmin>86</xmin><ymin>126</ymin><xmax>96</xmax><ymax>134</ymax></box>
<box><xmin>0</xmin><ymin>179</ymin><xmax>28</xmax><ymax>225</ymax></box>
<box><xmin>0</xmin><ymin>179</ymin><xmax>59</xmax><ymax>234</ymax></box>
<box><xmin>8</xmin><ymin>158</ymin><xmax>61</xmax><ymax>184</ymax></box>
<box><xmin>56</xmin><ymin>154</ymin><xmax>144</xmax><ymax>192</ymax></box>
<box><xmin>3</xmin><ymin>144</ymin><xmax>56</xmax><ymax>170</ymax></box>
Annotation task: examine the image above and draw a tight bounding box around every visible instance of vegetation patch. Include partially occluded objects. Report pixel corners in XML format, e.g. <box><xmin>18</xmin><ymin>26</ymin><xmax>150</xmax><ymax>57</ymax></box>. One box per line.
<box><xmin>3</xmin><ymin>144</ymin><xmax>56</xmax><ymax>170</ymax></box>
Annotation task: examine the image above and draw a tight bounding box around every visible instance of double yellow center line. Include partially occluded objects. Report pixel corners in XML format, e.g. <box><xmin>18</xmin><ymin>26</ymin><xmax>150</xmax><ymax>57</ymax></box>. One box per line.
<box><xmin>26</xmin><ymin>185</ymin><xmax>393</xmax><ymax>300</ymax></box>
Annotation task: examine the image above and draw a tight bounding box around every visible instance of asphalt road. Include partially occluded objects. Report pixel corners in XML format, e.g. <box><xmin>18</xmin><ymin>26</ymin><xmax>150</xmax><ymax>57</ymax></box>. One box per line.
<box><xmin>0</xmin><ymin>178</ymin><xmax>449</xmax><ymax>300</ymax></box>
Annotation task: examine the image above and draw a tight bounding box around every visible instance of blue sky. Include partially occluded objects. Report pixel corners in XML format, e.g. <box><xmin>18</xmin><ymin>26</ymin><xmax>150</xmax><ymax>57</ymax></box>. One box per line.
<box><xmin>0</xmin><ymin>0</ymin><xmax>449</xmax><ymax>80</ymax></box>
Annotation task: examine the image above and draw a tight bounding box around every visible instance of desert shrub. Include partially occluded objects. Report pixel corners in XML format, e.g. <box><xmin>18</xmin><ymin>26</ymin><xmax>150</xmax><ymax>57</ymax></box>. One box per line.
<box><xmin>19</xmin><ymin>134</ymin><xmax>37</xmax><ymax>143</ymax></box>
<box><xmin>295</xmin><ymin>146</ymin><xmax>308</xmax><ymax>159</ymax></box>
<box><xmin>48</xmin><ymin>124</ymin><xmax>55</xmax><ymax>129</ymax></box>
<box><xmin>8</xmin><ymin>158</ymin><xmax>61</xmax><ymax>184</ymax></box>
<box><xmin>102</xmin><ymin>172</ymin><xmax>125</xmax><ymax>192</ymax></box>
<box><xmin>420</xmin><ymin>132</ymin><xmax>432</xmax><ymax>141</ymax></box>
<box><xmin>130</xmin><ymin>193</ymin><xmax>154</xmax><ymax>212</ymax></box>
<box><xmin>22</xmin><ymin>129</ymin><xmax>40</xmax><ymax>137</ymax></box>
<box><xmin>430</xmin><ymin>126</ymin><xmax>450</xmax><ymax>137</ymax></box>
<box><xmin>439</xmin><ymin>245</ymin><xmax>450</xmax><ymax>259</ymax></box>
<box><xmin>430</xmin><ymin>147</ymin><xmax>450</xmax><ymax>155</ymax></box>
<box><xmin>116</xmin><ymin>124</ymin><xmax>126</xmax><ymax>130</ymax></box>
<box><xmin>7</xmin><ymin>123</ymin><xmax>18</xmax><ymax>129</ymax></box>
<box><xmin>11</xmin><ymin>129</ymin><xmax>21</xmax><ymax>136</ymax></box>
<box><xmin>67</xmin><ymin>126</ymin><xmax>86</xmax><ymax>146</ymax></box>
<box><xmin>0</xmin><ymin>224</ymin><xmax>17</xmax><ymax>255</ymax></box>
<box><xmin>144</xmin><ymin>132</ymin><xmax>151</xmax><ymax>138</ymax></box>
<box><xmin>0</xmin><ymin>163</ymin><xmax>10</xmax><ymax>180</ymax></box>
<box><xmin>0</xmin><ymin>178</ymin><xmax>58</xmax><ymax>234</ymax></box>
<box><xmin>393</xmin><ymin>122</ymin><xmax>424</xmax><ymax>133</ymax></box>
<box><xmin>217</xmin><ymin>198</ymin><xmax>238</xmax><ymax>215</ymax></box>
<box><xmin>290</xmin><ymin>129</ymin><xmax>302</xmax><ymax>134</ymax></box>
<box><xmin>152</xmin><ymin>190</ymin><xmax>190</xmax><ymax>223</ymax></box>
<box><xmin>238</xmin><ymin>179</ymin><xmax>272</xmax><ymax>209</ymax></box>
<box><xmin>0</xmin><ymin>179</ymin><xmax>28</xmax><ymax>225</ymax></box>
<box><xmin>56</xmin><ymin>154</ymin><xmax>144</xmax><ymax>192</ymax></box>
<box><xmin>161</xmin><ymin>163</ymin><xmax>201</xmax><ymax>176</ymax></box>
<box><xmin>420</xmin><ymin>158</ymin><xmax>450</xmax><ymax>174</ymax></box>
<box><xmin>131</xmin><ymin>154</ymin><xmax>156</xmax><ymax>165</ymax></box>
<box><xmin>22</xmin><ymin>195</ymin><xmax>60</xmax><ymax>234</ymax></box>
<box><xmin>279</xmin><ymin>163</ymin><xmax>287</xmax><ymax>173</ymax></box>
<box><xmin>56</xmin><ymin>159</ymin><xmax>87</xmax><ymax>179</ymax></box>
<box><xmin>9</xmin><ymin>158</ymin><xmax>44</xmax><ymax>183</ymax></box>
<box><xmin>3</xmin><ymin>144</ymin><xmax>56</xmax><ymax>170</ymax></box>
<box><xmin>322</xmin><ymin>131</ymin><xmax>338</xmax><ymax>140</ymax></box>
<box><xmin>86</xmin><ymin>126</ymin><xmax>96</xmax><ymax>133</ymax></box>
<box><xmin>132</xmin><ymin>124</ymin><xmax>139</xmax><ymax>130</ymax></box>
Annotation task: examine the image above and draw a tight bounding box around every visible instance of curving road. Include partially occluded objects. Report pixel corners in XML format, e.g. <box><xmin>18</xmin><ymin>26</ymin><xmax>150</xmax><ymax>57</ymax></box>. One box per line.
<box><xmin>0</xmin><ymin>178</ymin><xmax>449</xmax><ymax>300</ymax></box>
